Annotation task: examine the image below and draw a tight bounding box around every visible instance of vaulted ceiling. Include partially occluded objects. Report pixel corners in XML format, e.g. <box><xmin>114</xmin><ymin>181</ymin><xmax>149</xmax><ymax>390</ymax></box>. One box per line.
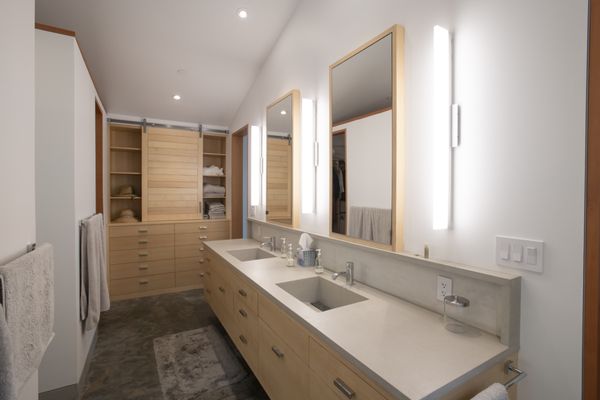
<box><xmin>35</xmin><ymin>0</ymin><xmax>301</xmax><ymax>127</ymax></box>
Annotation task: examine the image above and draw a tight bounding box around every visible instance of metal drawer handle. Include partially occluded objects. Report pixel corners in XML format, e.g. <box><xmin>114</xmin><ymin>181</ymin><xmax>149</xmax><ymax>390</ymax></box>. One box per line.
<box><xmin>206</xmin><ymin>271</ymin><xmax>212</xmax><ymax>276</ymax></box>
<box><xmin>206</xmin><ymin>288</ymin><xmax>212</xmax><ymax>294</ymax></box>
<box><xmin>199</xmin><ymin>272</ymin><xmax>205</xmax><ymax>278</ymax></box>
<box><xmin>138</xmin><ymin>252</ymin><xmax>149</xmax><ymax>257</ymax></box>
<box><xmin>218</xmin><ymin>286</ymin><xmax>225</xmax><ymax>293</ymax></box>
<box><xmin>239</xmin><ymin>335</ymin><xmax>248</xmax><ymax>344</ymax></box>
<box><xmin>139</xmin><ymin>280</ymin><xmax>149</xmax><ymax>285</ymax></box>
<box><xmin>138</xmin><ymin>265</ymin><xmax>149</xmax><ymax>271</ymax></box>
<box><xmin>138</xmin><ymin>239</ymin><xmax>148</xmax><ymax>244</ymax></box>
<box><xmin>238</xmin><ymin>309</ymin><xmax>247</xmax><ymax>318</ymax></box>
<box><xmin>199</xmin><ymin>235</ymin><xmax>208</xmax><ymax>240</ymax></box>
<box><xmin>271</xmin><ymin>346</ymin><xmax>284</xmax><ymax>358</ymax></box>
<box><xmin>138</xmin><ymin>228</ymin><xmax>148</xmax><ymax>233</ymax></box>
<box><xmin>238</xmin><ymin>289</ymin><xmax>247</xmax><ymax>297</ymax></box>
<box><xmin>333</xmin><ymin>378</ymin><xmax>355</xmax><ymax>399</ymax></box>
<box><xmin>198</xmin><ymin>226</ymin><xmax>208</xmax><ymax>230</ymax></box>
<box><xmin>198</xmin><ymin>259</ymin><xmax>205</xmax><ymax>264</ymax></box>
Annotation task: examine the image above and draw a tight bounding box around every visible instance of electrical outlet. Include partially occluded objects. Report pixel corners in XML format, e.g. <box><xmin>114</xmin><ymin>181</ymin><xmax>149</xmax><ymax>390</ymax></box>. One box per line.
<box><xmin>437</xmin><ymin>276</ymin><xmax>453</xmax><ymax>301</ymax></box>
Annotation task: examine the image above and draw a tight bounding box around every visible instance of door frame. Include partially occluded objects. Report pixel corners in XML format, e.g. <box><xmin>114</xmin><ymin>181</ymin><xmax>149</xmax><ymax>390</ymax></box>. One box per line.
<box><xmin>231</xmin><ymin>125</ymin><xmax>249</xmax><ymax>239</ymax></box>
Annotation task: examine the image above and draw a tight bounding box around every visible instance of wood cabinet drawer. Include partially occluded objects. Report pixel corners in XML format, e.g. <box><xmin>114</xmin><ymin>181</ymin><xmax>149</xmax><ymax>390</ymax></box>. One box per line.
<box><xmin>110</xmin><ymin>273</ymin><xmax>175</xmax><ymax>296</ymax></box>
<box><xmin>109</xmin><ymin>234</ymin><xmax>174</xmax><ymax>251</ymax></box>
<box><xmin>232</xmin><ymin>273</ymin><xmax>258</xmax><ymax>314</ymax></box>
<box><xmin>233</xmin><ymin>322</ymin><xmax>258</xmax><ymax>373</ymax></box>
<box><xmin>309</xmin><ymin>338</ymin><xmax>387</xmax><ymax>400</ymax></box>
<box><xmin>309</xmin><ymin>369</ymin><xmax>341</xmax><ymax>400</ymax></box>
<box><xmin>175</xmin><ymin>256</ymin><xmax>207</xmax><ymax>272</ymax></box>
<box><xmin>175</xmin><ymin>220</ymin><xmax>229</xmax><ymax>234</ymax></box>
<box><xmin>234</xmin><ymin>295</ymin><xmax>258</xmax><ymax>340</ymax></box>
<box><xmin>259</xmin><ymin>293</ymin><xmax>309</xmax><ymax>364</ymax></box>
<box><xmin>258</xmin><ymin>319</ymin><xmax>308</xmax><ymax>400</ymax></box>
<box><xmin>175</xmin><ymin>270</ymin><xmax>204</xmax><ymax>287</ymax></box>
<box><xmin>175</xmin><ymin>244</ymin><xmax>205</xmax><ymax>258</ymax></box>
<box><xmin>174</xmin><ymin>231</ymin><xmax>229</xmax><ymax>246</ymax></box>
<box><xmin>110</xmin><ymin>259</ymin><xmax>175</xmax><ymax>279</ymax></box>
<box><xmin>110</xmin><ymin>247</ymin><xmax>174</xmax><ymax>265</ymax></box>
<box><xmin>109</xmin><ymin>224</ymin><xmax>174</xmax><ymax>237</ymax></box>
<box><xmin>212</xmin><ymin>271</ymin><xmax>234</xmax><ymax>319</ymax></box>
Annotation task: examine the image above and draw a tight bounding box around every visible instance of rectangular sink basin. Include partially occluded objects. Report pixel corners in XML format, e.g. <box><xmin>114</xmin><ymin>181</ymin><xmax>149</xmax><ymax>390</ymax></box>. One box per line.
<box><xmin>228</xmin><ymin>248</ymin><xmax>277</xmax><ymax>262</ymax></box>
<box><xmin>277</xmin><ymin>277</ymin><xmax>368</xmax><ymax>312</ymax></box>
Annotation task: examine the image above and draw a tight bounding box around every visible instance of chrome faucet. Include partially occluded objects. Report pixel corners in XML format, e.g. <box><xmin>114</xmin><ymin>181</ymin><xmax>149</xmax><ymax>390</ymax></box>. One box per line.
<box><xmin>260</xmin><ymin>236</ymin><xmax>275</xmax><ymax>252</ymax></box>
<box><xmin>332</xmin><ymin>261</ymin><xmax>354</xmax><ymax>285</ymax></box>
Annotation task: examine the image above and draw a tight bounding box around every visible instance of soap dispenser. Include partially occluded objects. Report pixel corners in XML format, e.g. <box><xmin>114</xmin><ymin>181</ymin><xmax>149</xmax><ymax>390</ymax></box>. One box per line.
<box><xmin>314</xmin><ymin>249</ymin><xmax>324</xmax><ymax>274</ymax></box>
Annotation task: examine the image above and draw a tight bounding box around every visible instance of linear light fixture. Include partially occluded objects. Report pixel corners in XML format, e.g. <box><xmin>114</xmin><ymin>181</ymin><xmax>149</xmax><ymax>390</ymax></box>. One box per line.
<box><xmin>250</xmin><ymin>125</ymin><xmax>262</xmax><ymax>207</ymax></box>
<box><xmin>301</xmin><ymin>98</ymin><xmax>317</xmax><ymax>214</ymax></box>
<box><xmin>432</xmin><ymin>25</ymin><xmax>452</xmax><ymax>230</ymax></box>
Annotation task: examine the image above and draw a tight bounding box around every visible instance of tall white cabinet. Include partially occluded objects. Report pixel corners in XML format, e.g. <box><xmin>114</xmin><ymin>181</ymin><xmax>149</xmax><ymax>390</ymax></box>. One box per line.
<box><xmin>35</xmin><ymin>29</ymin><xmax>106</xmax><ymax>398</ymax></box>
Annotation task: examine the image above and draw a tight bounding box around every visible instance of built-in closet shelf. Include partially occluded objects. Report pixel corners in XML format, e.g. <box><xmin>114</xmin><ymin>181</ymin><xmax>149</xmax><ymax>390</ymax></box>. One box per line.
<box><xmin>111</xmin><ymin>172</ymin><xmax>142</xmax><ymax>175</ymax></box>
<box><xmin>203</xmin><ymin>175</ymin><xmax>226</xmax><ymax>178</ymax></box>
<box><xmin>204</xmin><ymin>152</ymin><xmax>227</xmax><ymax>157</ymax></box>
<box><xmin>110</xmin><ymin>196</ymin><xmax>141</xmax><ymax>200</ymax></box>
<box><xmin>111</xmin><ymin>146</ymin><xmax>142</xmax><ymax>152</ymax></box>
<box><xmin>204</xmin><ymin>195</ymin><xmax>226</xmax><ymax>199</ymax></box>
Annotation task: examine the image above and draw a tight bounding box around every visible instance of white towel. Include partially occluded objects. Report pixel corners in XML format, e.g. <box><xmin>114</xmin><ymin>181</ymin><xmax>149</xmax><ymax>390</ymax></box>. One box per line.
<box><xmin>0</xmin><ymin>244</ymin><xmax>54</xmax><ymax>397</ymax></box>
<box><xmin>203</xmin><ymin>165</ymin><xmax>224</xmax><ymax>176</ymax></box>
<box><xmin>204</xmin><ymin>184</ymin><xmax>226</xmax><ymax>195</ymax></box>
<box><xmin>0</xmin><ymin>303</ymin><xmax>16</xmax><ymax>400</ymax></box>
<box><xmin>471</xmin><ymin>383</ymin><xmax>508</xmax><ymax>400</ymax></box>
<box><xmin>80</xmin><ymin>214</ymin><xmax>110</xmax><ymax>331</ymax></box>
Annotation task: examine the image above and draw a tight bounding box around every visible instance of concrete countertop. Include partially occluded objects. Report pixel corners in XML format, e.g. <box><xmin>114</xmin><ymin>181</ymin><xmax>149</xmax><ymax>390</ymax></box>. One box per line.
<box><xmin>205</xmin><ymin>239</ymin><xmax>512</xmax><ymax>400</ymax></box>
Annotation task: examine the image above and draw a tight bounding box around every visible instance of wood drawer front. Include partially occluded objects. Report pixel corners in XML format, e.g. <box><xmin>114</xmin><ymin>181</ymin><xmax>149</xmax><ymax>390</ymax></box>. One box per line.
<box><xmin>109</xmin><ymin>224</ymin><xmax>174</xmax><ymax>237</ymax></box>
<box><xmin>259</xmin><ymin>293</ymin><xmax>309</xmax><ymax>364</ymax></box>
<box><xmin>234</xmin><ymin>295</ymin><xmax>258</xmax><ymax>340</ymax></box>
<box><xmin>175</xmin><ymin>270</ymin><xmax>204</xmax><ymax>287</ymax></box>
<box><xmin>233</xmin><ymin>323</ymin><xmax>258</xmax><ymax>373</ymax></box>
<box><xmin>110</xmin><ymin>247</ymin><xmax>174</xmax><ymax>265</ymax></box>
<box><xmin>232</xmin><ymin>273</ymin><xmax>258</xmax><ymax>314</ymax></box>
<box><xmin>110</xmin><ymin>273</ymin><xmax>175</xmax><ymax>296</ymax></box>
<box><xmin>174</xmin><ymin>231</ymin><xmax>229</xmax><ymax>246</ymax></box>
<box><xmin>110</xmin><ymin>259</ymin><xmax>175</xmax><ymax>280</ymax></box>
<box><xmin>258</xmin><ymin>319</ymin><xmax>308</xmax><ymax>400</ymax></box>
<box><xmin>175</xmin><ymin>244</ymin><xmax>205</xmax><ymax>259</ymax></box>
<box><xmin>309</xmin><ymin>369</ymin><xmax>342</xmax><ymax>400</ymax></box>
<box><xmin>175</xmin><ymin>221</ymin><xmax>230</xmax><ymax>234</ymax></box>
<box><xmin>309</xmin><ymin>338</ymin><xmax>387</xmax><ymax>400</ymax></box>
<box><xmin>109</xmin><ymin>234</ymin><xmax>174</xmax><ymax>251</ymax></box>
<box><xmin>175</xmin><ymin>256</ymin><xmax>207</xmax><ymax>272</ymax></box>
<box><xmin>212</xmin><ymin>272</ymin><xmax>234</xmax><ymax>317</ymax></box>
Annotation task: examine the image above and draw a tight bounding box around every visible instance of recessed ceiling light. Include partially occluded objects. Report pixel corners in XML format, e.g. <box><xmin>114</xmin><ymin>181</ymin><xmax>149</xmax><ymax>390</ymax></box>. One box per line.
<box><xmin>280</xmin><ymin>110</ymin><xmax>287</xmax><ymax>115</ymax></box>
<box><xmin>237</xmin><ymin>9</ymin><xmax>248</xmax><ymax>19</ymax></box>
<box><xmin>173</xmin><ymin>94</ymin><xmax>181</xmax><ymax>101</ymax></box>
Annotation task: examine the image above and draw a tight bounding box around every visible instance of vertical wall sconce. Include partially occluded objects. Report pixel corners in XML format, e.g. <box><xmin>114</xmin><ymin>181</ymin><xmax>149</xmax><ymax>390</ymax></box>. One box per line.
<box><xmin>432</xmin><ymin>25</ymin><xmax>453</xmax><ymax>230</ymax></box>
<box><xmin>301</xmin><ymin>98</ymin><xmax>317</xmax><ymax>214</ymax></box>
<box><xmin>250</xmin><ymin>125</ymin><xmax>262</xmax><ymax>208</ymax></box>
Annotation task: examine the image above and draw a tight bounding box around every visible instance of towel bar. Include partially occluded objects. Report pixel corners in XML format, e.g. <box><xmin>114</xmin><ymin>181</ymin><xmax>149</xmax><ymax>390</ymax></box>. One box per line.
<box><xmin>504</xmin><ymin>361</ymin><xmax>527</xmax><ymax>388</ymax></box>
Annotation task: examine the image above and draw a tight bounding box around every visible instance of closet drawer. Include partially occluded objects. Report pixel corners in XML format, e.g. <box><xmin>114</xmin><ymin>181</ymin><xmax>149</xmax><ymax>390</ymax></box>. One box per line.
<box><xmin>110</xmin><ymin>273</ymin><xmax>175</xmax><ymax>296</ymax></box>
<box><xmin>175</xmin><ymin>244</ymin><xmax>206</xmax><ymax>259</ymax></box>
<box><xmin>174</xmin><ymin>231</ymin><xmax>229</xmax><ymax>246</ymax></box>
<box><xmin>175</xmin><ymin>270</ymin><xmax>204</xmax><ymax>287</ymax></box>
<box><xmin>309</xmin><ymin>338</ymin><xmax>387</xmax><ymax>400</ymax></box>
<box><xmin>110</xmin><ymin>247</ymin><xmax>174</xmax><ymax>265</ymax></box>
<box><xmin>110</xmin><ymin>259</ymin><xmax>175</xmax><ymax>279</ymax></box>
<box><xmin>259</xmin><ymin>293</ymin><xmax>309</xmax><ymax>364</ymax></box>
<box><xmin>175</xmin><ymin>220</ymin><xmax>229</xmax><ymax>234</ymax></box>
<box><xmin>109</xmin><ymin>234</ymin><xmax>174</xmax><ymax>251</ymax></box>
<box><xmin>175</xmin><ymin>256</ymin><xmax>207</xmax><ymax>272</ymax></box>
<box><xmin>109</xmin><ymin>224</ymin><xmax>174</xmax><ymax>237</ymax></box>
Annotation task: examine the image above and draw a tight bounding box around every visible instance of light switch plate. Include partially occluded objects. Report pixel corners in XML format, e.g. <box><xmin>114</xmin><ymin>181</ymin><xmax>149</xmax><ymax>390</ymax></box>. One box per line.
<box><xmin>496</xmin><ymin>236</ymin><xmax>544</xmax><ymax>273</ymax></box>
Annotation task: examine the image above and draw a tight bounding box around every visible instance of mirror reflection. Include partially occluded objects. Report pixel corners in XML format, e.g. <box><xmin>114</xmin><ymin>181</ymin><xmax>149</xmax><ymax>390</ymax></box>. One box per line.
<box><xmin>331</xmin><ymin>33</ymin><xmax>393</xmax><ymax>245</ymax></box>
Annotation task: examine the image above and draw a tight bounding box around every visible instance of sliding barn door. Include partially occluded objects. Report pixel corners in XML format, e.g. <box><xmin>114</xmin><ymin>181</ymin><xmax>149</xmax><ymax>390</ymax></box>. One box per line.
<box><xmin>266</xmin><ymin>137</ymin><xmax>292</xmax><ymax>224</ymax></box>
<box><xmin>142</xmin><ymin>127</ymin><xmax>202</xmax><ymax>221</ymax></box>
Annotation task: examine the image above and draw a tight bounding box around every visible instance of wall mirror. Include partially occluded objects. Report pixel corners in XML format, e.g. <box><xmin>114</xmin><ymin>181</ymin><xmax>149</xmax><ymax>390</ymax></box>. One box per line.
<box><xmin>266</xmin><ymin>90</ymin><xmax>300</xmax><ymax>227</ymax></box>
<box><xmin>330</xmin><ymin>25</ymin><xmax>405</xmax><ymax>251</ymax></box>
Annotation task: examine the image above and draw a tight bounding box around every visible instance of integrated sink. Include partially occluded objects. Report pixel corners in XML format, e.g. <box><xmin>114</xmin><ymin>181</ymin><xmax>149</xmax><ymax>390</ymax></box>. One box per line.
<box><xmin>228</xmin><ymin>248</ymin><xmax>277</xmax><ymax>262</ymax></box>
<box><xmin>277</xmin><ymin>276</ymin><xmax>368</xmax><ymax>312</ymax></box>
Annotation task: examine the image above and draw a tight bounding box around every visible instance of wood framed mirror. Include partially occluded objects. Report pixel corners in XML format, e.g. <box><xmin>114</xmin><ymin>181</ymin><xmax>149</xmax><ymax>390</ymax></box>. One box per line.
<box><xmin>329</xmin><ymin>25</ymin><xmax>405</xmax><ymax>251</ymax></box>
<box><xmin>266</xmin><ymin>89</ymin><xmax>301</xmax><ymax>227</ymax></box>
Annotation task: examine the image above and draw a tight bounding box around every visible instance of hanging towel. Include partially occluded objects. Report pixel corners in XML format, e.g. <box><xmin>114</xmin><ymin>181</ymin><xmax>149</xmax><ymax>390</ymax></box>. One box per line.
<box><xmin>0</xmin><ymin>303</ymin><xmax>16</xmax><ymax>400</ymax></box>
<box><xmin>0</xmin><ymin>244</ymin><xmax>54</xmax><ymax>397</ymax></box>
<box><xmin>471</xmin><ymin>383</ymin><xmax>508</xmax><ymax>400</ymax></box>
<box><xmin>348</xmin><ymin>207</ymin><xmax>392</xmax><ymax>245</ymax></box>
<box><xmin>80</xmin><ymin>214</ymin><xmax>110</xmax><ymax>331</ymax></box>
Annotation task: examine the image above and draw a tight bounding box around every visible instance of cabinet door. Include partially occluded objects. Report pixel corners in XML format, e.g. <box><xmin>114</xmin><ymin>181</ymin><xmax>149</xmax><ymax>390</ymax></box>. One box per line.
<box><xmin>142</xmin><ymin>127</ymin><xmax>202</xmax><ymax>221</ymax></box>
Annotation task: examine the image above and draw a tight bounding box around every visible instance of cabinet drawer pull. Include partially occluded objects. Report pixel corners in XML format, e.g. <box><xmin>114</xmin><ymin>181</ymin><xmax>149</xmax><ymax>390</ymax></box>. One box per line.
<box><xmin>206</xmin><ymin>288</ymin><xmax>212</xmax><ymax>294</ymax></box>
<box><xmin>198</xmin><ymin>226</ymin><xmax>208</xmax><ymax>230</ymax></box>
<box><xmin>218</xmin><ymin>286</ymin><xmax>225</xmax><ymax>293</ymax></box>
<box><xmin>199</xmin><ymin>272</ymin><xmax>205</xmax><ymax>278</ymax></box>
<box><xmin>199</xmin><ymin>235</ymin><xmax>208</xmax><ymax>240</ymax></box>
<box><xmin>333</xmin><ymin>378</ymin><xmax>355</xmax><ymax>399</ymax></box>
<box><xmin>138</xmin><ymin>239</ymin><xmax>148</xmax><ymax>244</ymax></box>
<box><xmin>138</xmin><ymin>265</ymin><xmax>149</xmax><ymax>271</ymax></box>
<box><xmin>198</xmin><ymin>259</ymin><xmax>205</xmax><ymax>264</ymax></box>
<box><xmin>238</xmin><ymin>309</ymin><xmax>247</xmax><ymax>318</ymax></box>
<box><xmin>238</xmin><ymin>289</ymin><xmax>247</xmax><ymax>297</ymax></box>
<box><xmin>271</xmin><ymin>346</ymin><xmax>284</xmax><ymax>358</ymax></box>
<box><xmin>138</xmin><ymin>228</ymin><xmax>148</xmax><ymax>233</ymax></box>
<box><xmin>206</xmin><ymin>271</ymin><xmax>212</xmax><ymax>276</ymax></box>
<box><xmin>139</xmin><ymin>280</ymin><xmax>149</xmax><ymax>285</ymax></box>
<box><xmin>239</xmin><ymin>335</ymin><xmax>248</xmax><ymax>344</ymax></box>
<box><xmin>138</xmin><ymin>252</ymin><xmax>149</xmax><ymax>257</ymax></box>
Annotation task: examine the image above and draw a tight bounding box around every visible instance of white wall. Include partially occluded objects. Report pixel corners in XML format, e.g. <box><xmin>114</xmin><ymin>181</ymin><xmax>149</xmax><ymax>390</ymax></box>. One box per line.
<box><xmin>0</xmin><ymin>1</ymin><xmax>38</xmax><ymax>399</ymax></box>
<box><xmin>231</xmin><ymin>0</ymin><xmax>588</xmax><ymax>398</ymax></box>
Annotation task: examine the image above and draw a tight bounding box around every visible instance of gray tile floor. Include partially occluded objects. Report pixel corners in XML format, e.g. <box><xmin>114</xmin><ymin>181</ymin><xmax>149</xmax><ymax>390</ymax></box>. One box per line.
<box><xmin>80</xmin><ymin>290</ymin><xmax>267</xmax><ymax>400</ymax></box>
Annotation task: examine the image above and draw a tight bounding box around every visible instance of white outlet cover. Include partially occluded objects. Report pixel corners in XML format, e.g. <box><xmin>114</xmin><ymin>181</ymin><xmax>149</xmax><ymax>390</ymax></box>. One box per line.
<box><xmin>437</xmin><ymin>276</ymin><xmax>453</xmax><ymax>301</ymax></box>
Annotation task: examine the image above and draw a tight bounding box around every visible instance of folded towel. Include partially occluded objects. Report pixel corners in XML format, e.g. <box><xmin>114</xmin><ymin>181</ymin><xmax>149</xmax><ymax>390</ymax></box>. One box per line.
<box><xmin>80</xmin><ymin>214</ymin><xmax>110</xmax><ymax>331</ymax></box>
<box><xmin>471</xmin><ymin>383</ymin><xmax>508</xmax><ymax>400</ymax></box>
<box><xmin>0</xmin><ymin>243</ymin><xmax>54</xmax><ymax>397</ymax></box>
<box><xmin>203</xmin><ymin>165</ymin><xmax>224</xmax><ymax>176</ymax></box>
<box><xmin>204</xmin><ymin>184</ymin><xmax>225</xmax><ymax>195</ymax></box>
<box><xmin>0</xmin><ymin>303</ymin><xmax>16</xmax><ymax>400</ymax></box>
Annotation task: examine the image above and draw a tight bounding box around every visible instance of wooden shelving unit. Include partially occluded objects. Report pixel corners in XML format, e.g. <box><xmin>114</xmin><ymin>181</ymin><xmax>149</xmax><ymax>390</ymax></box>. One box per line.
<box><xmin>203</xmin><ymin>133</ymin><xmax>228</xmax><ymax>219</ymax></box>
<box><xmin>109</xmin><ymin>124</ymin><xmax>143</xmax><ymax>222</ymax></box>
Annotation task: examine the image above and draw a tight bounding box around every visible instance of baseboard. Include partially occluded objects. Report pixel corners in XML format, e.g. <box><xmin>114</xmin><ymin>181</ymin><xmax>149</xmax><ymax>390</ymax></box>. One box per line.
<box><xmin>39</xmin><ymin>330</ymin><xmax>98</xmax><ymax>400</ymax></box>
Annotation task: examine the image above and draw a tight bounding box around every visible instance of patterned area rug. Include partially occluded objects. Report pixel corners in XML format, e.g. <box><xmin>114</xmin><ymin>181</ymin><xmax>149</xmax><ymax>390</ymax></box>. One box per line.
<box><xmin>154</xmin><ymin>326</ymin><xmax>267</xmax><ymax>400</ymax></box>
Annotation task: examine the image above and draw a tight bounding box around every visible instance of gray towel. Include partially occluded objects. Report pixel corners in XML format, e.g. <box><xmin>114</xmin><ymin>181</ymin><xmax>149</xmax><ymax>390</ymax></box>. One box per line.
<box><xmin>0</xmin><ymin>243</ymin><xmax>54</xmax><ymax>397</ymax></box>
<box><xmin>0</xmin><ymin>303</ymin><xmax>16</xmax><ymax>400</ymax></box>
<box><xmin>348</xmin><ymin>207</ymin><xmax>364</xmax><ymax>239</ymax></box>
<box><xmin>80</xmin><ymin>214</ymin><xmax>110</xmax><ymax>331</ymax></box>
<box><xmin>348</xmin><ymin>207</ymin><xmax>392</xmax><ymax>245</ymax></box>
<box><xmin>471</xmin><ymin>383</ymin><xmax>508</xmax><ymax>400</ymax></box>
